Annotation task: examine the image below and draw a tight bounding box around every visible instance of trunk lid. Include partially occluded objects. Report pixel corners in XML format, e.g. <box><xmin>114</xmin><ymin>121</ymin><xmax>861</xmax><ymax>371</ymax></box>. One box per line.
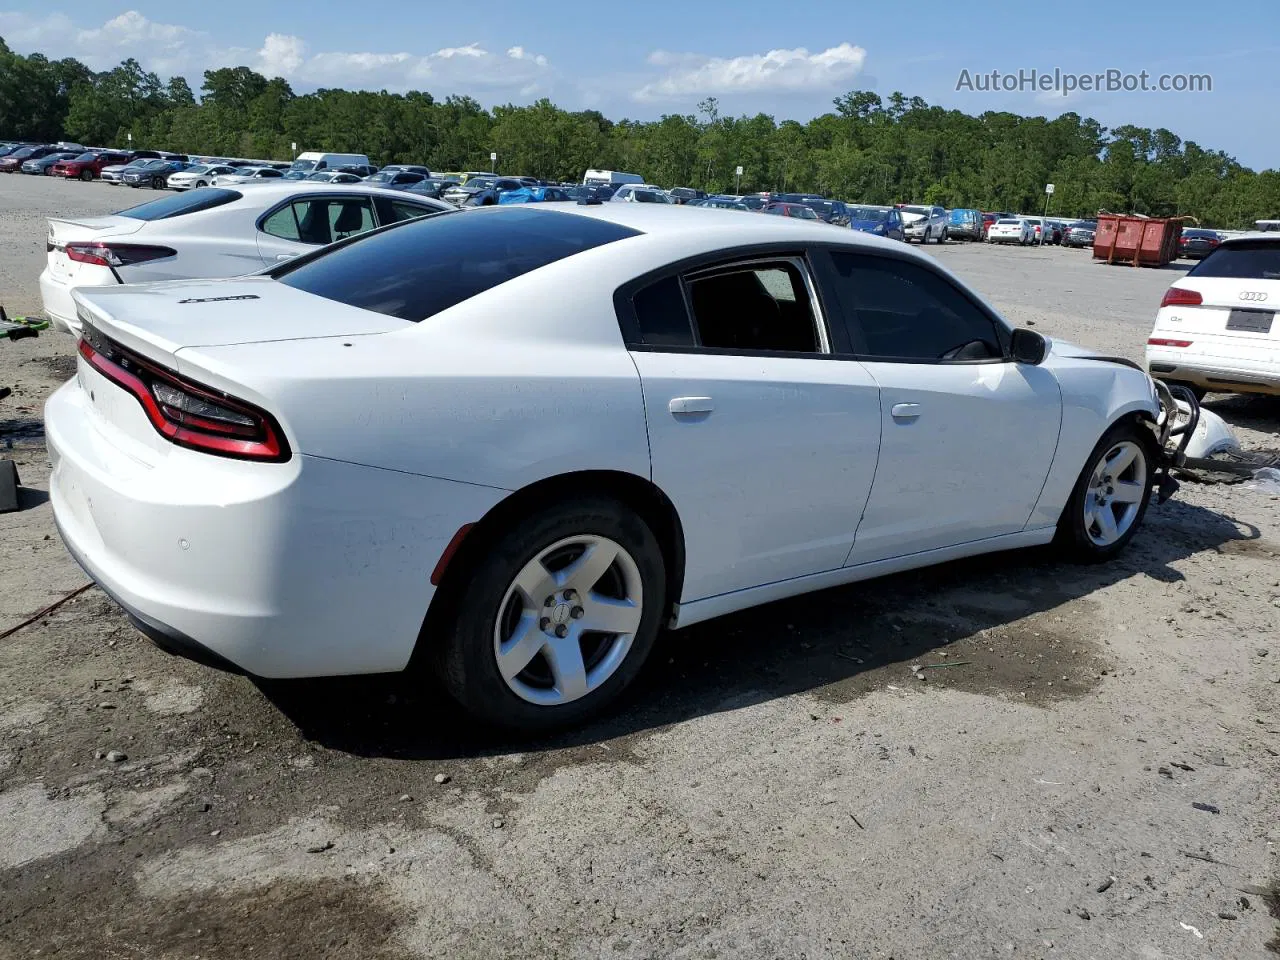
<box><xmin>46</xmin><ymin>215</ymin><xmax>146</xmax><ymax>287</ymax></box>
<box><xmin>1163</xmin><ymin>276</ymin><xmax>1280</xmax><ymax>341</ymax></box>
<box><xmin>71</xmin><ymin>275</ymin><xmax>411</xmax><ymax>363</ymax></box>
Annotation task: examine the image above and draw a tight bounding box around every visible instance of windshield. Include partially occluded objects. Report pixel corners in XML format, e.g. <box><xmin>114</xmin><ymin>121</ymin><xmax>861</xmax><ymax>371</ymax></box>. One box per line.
<box><xmin>73</xmin><ymin>152</ymin><xmax>98</xmax><ymax>162</ymax></box>
<box><xmin>794</xmin><ymin>206</ymin><xmax>819</xmax><ymax>219</ymax></box>
<box><xmin>290</xmin><ymin>159</ymin><xmax>318</xmax><ymax>171</ymax></box>
<box><xmin>850</xmin><ymin>207</ymin><xmax>889</xmax><ymax>221</ymax></box>
<box><xmin>364</xmin><ymin>172</ymin><xmax>393</xmax><ymax>182</ymax></box>
<box><xmin>462</xmin><ymin>178</ymin><xmax>494</xmax><ymax>189</ymax></box>
<box><xmin>632</xmin><ymin>190</ymin><xmax>668</xmax><ymax>203</ymax></box>
<box><xmin>275</xmin><ymin>208</ymin><xmax>641</xmax><ymax>323</ymax></box>
<box><xmin>306</xmin><ymin>172</ymin><xmax>334</xmax><ymax>181</ymax></box>
<box><xmin>183</xmin><ymin>165</ymin><xmax>211</xmax><ymax>175</ymax></box>
<box><xmin>903</xmin><ymin>205</ymin><xmax>930</xmax><ymax>216</ymax></box>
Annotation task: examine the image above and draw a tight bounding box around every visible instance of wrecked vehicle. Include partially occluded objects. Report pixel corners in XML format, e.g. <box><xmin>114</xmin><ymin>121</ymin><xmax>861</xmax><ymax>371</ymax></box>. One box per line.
<box><xmin>46</xmin><ymin>205</ymin><xmax>1203</xmax><ymax>730</ymax></box>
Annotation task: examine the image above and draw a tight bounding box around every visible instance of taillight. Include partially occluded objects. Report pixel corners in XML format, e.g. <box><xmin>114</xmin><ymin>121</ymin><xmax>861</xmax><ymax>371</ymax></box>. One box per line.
<box><xmin>65</xmin><ymin>242</ymin><xmax>175</xmax><ymax>269</ymax></box>
<box><xmin>1148</xmin><ymin>338</ymin><xmax>1193</xmax><ymax>348</ymax></box>
<box><xmin>1160</xmin><ymin>287</ymin><xmax>1203</xmax><ymax>308</ymax></box>
<box><xmin>77</xmin><ymin>333</ymin><xmax>289</xmax><ymax>462</ymax></box>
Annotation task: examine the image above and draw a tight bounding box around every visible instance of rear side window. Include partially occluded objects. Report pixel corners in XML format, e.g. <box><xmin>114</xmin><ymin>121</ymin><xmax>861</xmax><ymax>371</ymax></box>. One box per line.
<box><xmin>116</xmin><ymin>188</ymin><xmax>242</xmax><ymax>221</ymax></box>
<box><xmin>686</xmin><ymin>261</ymin><xmax>820</xmax><ymax>352</ymax></box>
<box><xmin>1188</xmin><ymin>241</ymin><xmax>1280</xmax><ymax>280</ymax></box>
<box><xmin>275</xmin><ymin>208</ymin><xmax>640</xmax><ymax>322</ymax></box>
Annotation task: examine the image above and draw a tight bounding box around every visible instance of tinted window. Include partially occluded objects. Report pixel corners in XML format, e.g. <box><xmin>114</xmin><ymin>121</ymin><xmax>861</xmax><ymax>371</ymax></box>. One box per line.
<box><xmin>265</xmin><ymin>197</ymin><xmax>377</xmax><ymax>244</ymax></box>
<box><xmin>685</xmin><ymin>261</ymin><xmax>820</xmax><ymax>353</ymax></box>
<box><xmin>1188</xmin><ymin>241</ymin><xmax>1280</xmax><ymax>280</ymax></box>
<box><xmin>276</xmin><ymin>208</ymin><xmax>640</xmax><ymax>323</ymax></box>
<box><xmin>116</xmin><ymin>188</ymin><xmax>242</xmax><ymax>221</ymax></box>
<box><xmin>631</xmin><ymin>275</ymin><xmax>694</xmax><ymax>346</ymax></box>
<box><xmin>827</xmin><ymin>253</ymin><xmax>1003</xmax><ymax>361</ymax></box>
<box><xmin>387</xmin><ymin>200</ymin><xmax>438</xmax><ymax>223</ymax></box>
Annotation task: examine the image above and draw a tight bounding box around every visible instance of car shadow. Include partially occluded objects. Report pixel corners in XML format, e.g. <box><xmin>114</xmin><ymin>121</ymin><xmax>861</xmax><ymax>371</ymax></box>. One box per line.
<box><xmin>1204</xmin><ymin>393</ymin><xmax>1280</xmax><ymax>436</ymax></box>
<box><xmin>258</xmin><ymin>498</ymin><xmax>1261</xmax><ymax>762</ymax></box>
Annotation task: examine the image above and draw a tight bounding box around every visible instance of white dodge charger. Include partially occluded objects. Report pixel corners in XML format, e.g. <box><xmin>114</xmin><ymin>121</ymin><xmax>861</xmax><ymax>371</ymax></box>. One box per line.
<box><xmin>46</xmin><ymin>204</ymin><xmax>1186</xmax><ymax>730</ymax></box>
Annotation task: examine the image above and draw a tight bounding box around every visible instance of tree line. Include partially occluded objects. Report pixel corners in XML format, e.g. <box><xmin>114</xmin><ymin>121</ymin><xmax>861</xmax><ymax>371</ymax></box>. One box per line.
<box><xmin>3</xmin><ymin>37</ymin><xmax>1278</xmax><ymax>228</ymax></box>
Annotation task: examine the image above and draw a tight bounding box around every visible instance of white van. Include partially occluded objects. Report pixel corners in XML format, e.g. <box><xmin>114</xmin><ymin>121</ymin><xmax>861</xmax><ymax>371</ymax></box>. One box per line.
<box><xmin>583</xmin><ymin>169</ymin><xmax>644</xmax><ymax>186</ymax></box>
<box><xmin>290</xmin><ymin>151</ymin><xmax>372</xmax><ymax>174</ymax></box>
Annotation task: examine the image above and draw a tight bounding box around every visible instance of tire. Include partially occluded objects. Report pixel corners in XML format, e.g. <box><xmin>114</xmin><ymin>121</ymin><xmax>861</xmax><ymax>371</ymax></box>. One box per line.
<box><xmin>80</xmin><ymin>169</ymin><xmax>93</xmax><ymax>182</ymax></box>
<box><xmin>152</xmin><ymin>176</ymin><xmax>165</xmax><ymax>189</ymax></box>
<box><xmin>1056</xmin><ymin>420</ymin><xmax>1156</xmax><ymax>562</ymax></box>
<box><xmin>195</xmin><ymin>180</ymin><xmax>207</xmax><ymax>188</ymax></box>
<box><xmin>434</xmin><ymin>496</ymin><xmax>667</xmax><ymax>731</ymax></box>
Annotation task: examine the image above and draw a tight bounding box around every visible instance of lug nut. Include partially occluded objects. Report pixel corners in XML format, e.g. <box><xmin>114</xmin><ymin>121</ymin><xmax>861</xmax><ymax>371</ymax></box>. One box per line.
<box><xmin>543</xmin><ymin>596</ymin><xmax>554</xmax><ymax>607</ymax></box>
<box><xmin>563</xmin><ymin>589</ymin><xmax>577</xmax><ymax>602</ymax></box>
<box><xmin>554</xmin><ymin>624</ymin><xmax>568</xmax><ymax>638</ymax></box>
<box><xmin>540</xmin><ymin>617</ymin><xmax>550</xmax><ymax>630</ymax></box>
<box><xmin>571</xmin><ymin>606</ymin><xmax>584</xmax><ymax>619</ymax></box>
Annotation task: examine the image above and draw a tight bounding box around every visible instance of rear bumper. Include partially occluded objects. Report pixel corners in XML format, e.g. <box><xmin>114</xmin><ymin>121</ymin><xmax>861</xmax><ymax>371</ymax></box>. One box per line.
<box><xmin>1146</xmin><ymin>345</ymin><xmax>1280</xmax><ymax>395</ymax></box>
<box><xmin>40</xmin><ymin>266</ymin><xmax>109</xmax><ymax>337</ymax></box>
<box><xmin>45</xmin><ymin>374</ymin><xmax>507</xmax><ymax>678</ymax></box>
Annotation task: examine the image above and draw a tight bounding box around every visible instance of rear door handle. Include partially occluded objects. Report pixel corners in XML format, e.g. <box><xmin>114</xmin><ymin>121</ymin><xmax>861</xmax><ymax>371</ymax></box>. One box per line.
<box><xmin>890</xmin><ymin>402</ymin><xmax>922</xmax><ymax>420</ymax></box>
<box><xmin>669</xmin><ymin>396</ymin><xmax>715</xmax><ymax>417</ymax></box>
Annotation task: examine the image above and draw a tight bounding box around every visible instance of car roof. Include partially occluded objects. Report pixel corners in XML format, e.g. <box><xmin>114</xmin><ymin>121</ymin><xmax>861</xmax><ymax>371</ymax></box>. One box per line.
<box><xmin>190</xmin><ymin>181</ymin><xmax>453</xmax><ymax>208</ymax></box>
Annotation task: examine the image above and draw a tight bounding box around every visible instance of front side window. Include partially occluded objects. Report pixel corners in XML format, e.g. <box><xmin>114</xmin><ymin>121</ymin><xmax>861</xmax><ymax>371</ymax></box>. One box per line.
<box><xmin>826</xmin><ymin>252</ymin><xmax>1004</xmax><ymax>361</ymax></box>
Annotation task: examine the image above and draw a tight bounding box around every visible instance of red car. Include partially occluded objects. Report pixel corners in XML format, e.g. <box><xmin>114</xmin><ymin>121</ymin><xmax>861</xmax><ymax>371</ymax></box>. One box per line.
<box><xmin>763</xmin><ymin>201</ymin><xmax>820</xmax><ymax>220</ymax></box>
<box><xmin>51</xmin><ymin>150</ymin><xmax>133</xmax><ymax>181</ymax></box>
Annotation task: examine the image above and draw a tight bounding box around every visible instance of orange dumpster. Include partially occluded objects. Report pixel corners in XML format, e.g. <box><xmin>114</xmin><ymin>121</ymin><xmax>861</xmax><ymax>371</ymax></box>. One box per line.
<box><xmin>1093</xmin><ymin>214</ymin><xmax>1184</xmax><ymax>267</ymax></box>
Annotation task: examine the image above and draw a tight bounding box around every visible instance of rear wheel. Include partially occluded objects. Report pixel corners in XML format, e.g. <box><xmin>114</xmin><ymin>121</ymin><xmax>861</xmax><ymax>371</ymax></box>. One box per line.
<box><xmin>1056</xmin><ymin>421</ymin><xmax>1156</xmax><ymax>562</ymax></box>
<box><xmin>434</xmin><ymin>497</ymin><xmax>666</xmax><ymax>731</ymax></box>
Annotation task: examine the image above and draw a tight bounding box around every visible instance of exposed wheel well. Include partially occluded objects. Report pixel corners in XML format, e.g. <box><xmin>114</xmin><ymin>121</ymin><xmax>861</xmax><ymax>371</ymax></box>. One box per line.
<box><xmin>411</xmin><ymin>470</ymin><xmax>686</xmax><ymax>667</ymax></box>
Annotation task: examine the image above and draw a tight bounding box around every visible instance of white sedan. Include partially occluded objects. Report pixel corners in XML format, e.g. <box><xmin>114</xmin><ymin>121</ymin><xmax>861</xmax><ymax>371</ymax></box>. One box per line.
<box><xmin>211</xmin><ymin>166</ymin><xmax>285</xmax><ymax>186</ymax></box>
<box><xmin>1147</xmin><ymin>234</ymin><xmax>1280</xmax><ymax>398</ymax></box>
<box><xmin>988</xmin><ymin>218</ymin><xmax>1034</xmax><ymax>245</ymax></box>
<box><xmin>167</xmin><ymin>164</ymin><xmax>237</xmax><ymax>190</ymax></box>
<box><xmin>39</xmin><ymin>183</ymin><xmax>452</xmax><ymax>336</ymax></box>
<box><xmin>45</xmin><ymin>205</ymin><xmax>1186</xmax><ymax>730</ymax></box>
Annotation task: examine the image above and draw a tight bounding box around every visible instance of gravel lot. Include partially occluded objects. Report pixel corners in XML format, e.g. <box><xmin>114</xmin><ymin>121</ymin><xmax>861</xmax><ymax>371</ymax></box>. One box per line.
<box><xmin>1</xmin><ymin>173</ymin><xmax>1277</xmax><ymax>959</ymax></box>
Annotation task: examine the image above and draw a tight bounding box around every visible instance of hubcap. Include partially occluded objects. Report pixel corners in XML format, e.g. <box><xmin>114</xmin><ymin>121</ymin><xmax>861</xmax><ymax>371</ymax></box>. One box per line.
<box><xmin>1083</xmin><ymin>440</ymin><xmax>1147</xmax><ymax>546</ymax></box>
<box><xmin>494</xmin><ymin>535</ymin><xmax>644</xmax><ymax>706</ymax></box>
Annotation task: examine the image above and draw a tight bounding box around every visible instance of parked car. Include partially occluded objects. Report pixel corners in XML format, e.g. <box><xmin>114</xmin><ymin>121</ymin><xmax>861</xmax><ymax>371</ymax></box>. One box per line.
<box><xmin>40</xmin><ymin>184</ymin><xmax>453</xmax><ymax>337</ymax></box>
<box><xmin>211</xmin><ymin>167</ymin><xmax>286</xmax><ymax>186</ymax></box>
<box><xmin>1044</xmin><ymin>220</ymin><xmax>1065</xmax><ymax>245</ymax></box>
<box><xmin>336</xmin><ymin>164</ymin><xmax>380</xmax><ymax>178</ymax></box>
<box><xmin>167</xmin><ymin>164</ymin><xmax>238</xmax><ymax>191</ymax></box>
<box><xmin>22</xmin><ymin>151</ymin><xmax>81</xmax><ymax>175</ymax></box>
<box><xmin>947</xmin><ymin>208</ymin><xmax>983</xmax><ymax>241</ymax></box>
<box><xmin>122</xmin><ymin>158</ymin><xmax>190</xmax><ymax>189</ymax></box>
<box><xmin>1147</xmin><ymin>236</ymin><xmax>1280</xmax><ymax>399</ymax></box>
<box><xmin>498</xmin><ymin>185</ymin><xmax>574</xmax><ymax>204</ymax></box>
<box><xmin>46</xmin><ymin>203</ymin><xmax>1187</xmax><ymax>731</ymax></box>
<box><xmin>611</xmin><ymin>184</ymin><xmax>674</xmax><ymax>204</ymax></box>
<box><xmin>101</xmin><ymin>157</ymin><xmax>160</xmax><ymax>185</ymax></box>
<box><xmin>804</xmin><ymin>199</ymin><xmax>852</xmax><ymax>226</ymax></box>
<box><xmin>987</xmin><ymin>218</ymin><xmax>1034</xmax><ymax>245</ymax></box>
<box><xmin>379</xmin><ymin>165</ymin><xmax>430</xmax><ymax>177</ymax></box>
<box><xmin>0</xmin><ymin>142</ymin><xmax>34</xmax><ymax>158</ymax></box>
<box><xmin>848</xmin><ymin>205</ymin><xmax>905</xmax><ymax>241</ymax></box>
<box><xmin>51</xmin><ymin>151</ymin><xmax>133</xmax><ymax>181</ymax></box>
<box><xmin>403</xmin><ymin>178</ymin><xmax>455</xmax><ymax>200</ymax></box>
<box><xmin>288</xmin><ymin>152</ymin><xmax>372</xmax><ymax>175</ymax></box>
<box><xmin>362</xmin><ymin>170</ymin><xmax>427</xmax><ymax>190</ymax></box>
<box><xmin>1063</xmin><ymin>220</ymin><xmax>1098</xmax><ymax>249</ymax></box>
<box><xmin>668</xmin><ymin>187</ymin><xmax>708</xmax><ymax>205</ymax></box>
<box><xmin>0</xmin><ymin>145</ymin><xmax>54</xmax><ymax>173</ymax></box>
<box><xmin>763</xmin><ymin>202</ymin><xmax>819</xmax><ymax>219</ymax></box>
<box><xmin>306</xmin><ymin>171</ymin><xmax>364</xmax><ymax>184</ymax></box>
<box><xmin>899</xmin><ymin>204</ymin><xmax>948</xmax><ymax>243</ymax></box>
<box><xmin>1177</xmin><ymin>228</ymin><xmax>1222</xmax><ymax>260</ymax></box>
<box><xmin>698</xmin><ymin>197</ymin><xmax>751</xmax><ymax>211</ymax></box>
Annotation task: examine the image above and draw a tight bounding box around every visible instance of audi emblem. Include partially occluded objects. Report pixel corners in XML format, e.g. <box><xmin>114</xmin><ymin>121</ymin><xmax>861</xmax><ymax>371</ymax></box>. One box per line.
<box><xmin>1239</xmin><ymin>291</ymin><xmax>1269</xmax><ymax>302</ymax></box>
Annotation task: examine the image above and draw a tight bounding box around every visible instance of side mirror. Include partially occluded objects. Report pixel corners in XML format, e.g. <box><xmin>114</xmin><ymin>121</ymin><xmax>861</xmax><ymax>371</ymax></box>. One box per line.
<box><xmin>1010</xmin><ymin>327</ymin><xmax>1047</xmax><ymax>365</ymax></box>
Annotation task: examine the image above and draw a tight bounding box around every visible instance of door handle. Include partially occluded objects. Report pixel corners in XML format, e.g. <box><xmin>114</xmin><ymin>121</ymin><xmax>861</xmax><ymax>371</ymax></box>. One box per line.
<box><xmin>668</xmin><ymin>396</ymin><xmax>714</xmax><ymax>417</ymax></box>
<box><xmin>890</xmin><ymin>402</ymin><xmax>922</xmax><ymax>420</ymax></box>
<box><xmin>275</xmin><ymin>254</ymin><xmax>295</xmax><ymax>261</ymax></box>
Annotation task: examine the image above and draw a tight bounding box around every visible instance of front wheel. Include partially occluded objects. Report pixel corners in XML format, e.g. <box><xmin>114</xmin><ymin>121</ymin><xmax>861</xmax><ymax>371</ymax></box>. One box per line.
<box><xmin>1056</xmin><ymin>421</ymin><xmax>1155</xmax><ymax>562</ymax></box>
<box><xmin>195</xmin><ymin>180</ymin><xmax>207</xmax><ymax>188</ymax></box>
<box><xmin>152</xmin><ymin>176</ymin><xmax>165</xmax><ymax>189</ymax></box>
<box><xmin>434</xmin><ymin>497</ymin><xmax>666</xmax><ymax>731</ymax></box>
<box><xmin>80</xmin><ymin>169</ymin><xmax>93</xmax><ymax>182</ymax></box>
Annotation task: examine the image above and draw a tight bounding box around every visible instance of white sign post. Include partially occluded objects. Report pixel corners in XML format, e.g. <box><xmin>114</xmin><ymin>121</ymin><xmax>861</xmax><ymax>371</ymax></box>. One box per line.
<box><xmin>735</xmin><ymin>164</ymin><xmax>743</xmax><ymax>194</ymax></box>
<box><xmin>291</xmin><ymin>141</ymin><xmax>297</xmax><ymax>158</ymax></box>
<box><xmin>1042</xmin><ymin>183</ymin><xmax>1055</xmax><ymax>243</ymax></box>
<box><xmin>490</xmin><ymin>151</ymin><xmax>497</xmax><ymax>173</ymax></box>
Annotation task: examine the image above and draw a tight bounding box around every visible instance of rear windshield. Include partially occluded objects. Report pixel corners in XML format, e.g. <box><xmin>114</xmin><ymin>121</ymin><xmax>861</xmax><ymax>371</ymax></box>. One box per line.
<box><xmin>117</xmin><ymin>188</ymin><xmax>242</xmax><ymax>221</ymax></box>
<box><xmin>275</xmin><ymin>207</ymin><xmax>641</xmax><ymax>322</ymax></box>
<box><xmin>1188</xmin><ymin>241</ymin><xmax>1280</xmax><ymax>280</ymax></box>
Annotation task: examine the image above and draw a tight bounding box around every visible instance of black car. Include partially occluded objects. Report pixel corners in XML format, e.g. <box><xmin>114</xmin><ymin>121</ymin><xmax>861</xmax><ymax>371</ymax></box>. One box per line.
<box><xmin>1063</xmin><ymin>220</ymin><xmax>1097</xmax><ymax>249</ymax></box>
<box><xmin>338</xmin><ymin>164</ymin><xmax>380</xmax><ymax>178</ymax></box>
<box><xmin>363</xmin><ymin>170</ymin><xmax>427</xmax><ymax>190</ymax></box>
<box><xmin>404</xmin><ymin>178</ymin><xmax>455</xmax><ymax>200</ymax></box>
<box><xmin>1177</xmin><ymin>228</ymin><xmax>1222</xmax><ymax>260</ymax></box>
<box><xmin>379</xmin><ymin>164</ymin><xmax>429</xmax><ymax>177</ymax></box>
<box><xmin>669</xmin><ymin>187</ymin><xmax>708</xmax><ymax>205</ymax></box>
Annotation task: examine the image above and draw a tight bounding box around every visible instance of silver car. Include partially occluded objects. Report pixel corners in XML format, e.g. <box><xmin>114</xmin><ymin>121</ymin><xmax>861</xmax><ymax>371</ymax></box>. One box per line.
<box><xmin>900</xmin><ymin>204</ymin><xmax>949</xmax><ymax>244</ymax></box>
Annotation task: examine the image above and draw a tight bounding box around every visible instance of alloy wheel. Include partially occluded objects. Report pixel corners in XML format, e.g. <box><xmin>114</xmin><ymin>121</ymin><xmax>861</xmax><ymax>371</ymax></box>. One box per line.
<box><xmin>493</xmin><ymin>535</ymin><xmax>644</xmax><ymax>706</ymax></box>
<box><xmin>1083</xmin><ymin>440</ymin><xmax>1147</xmax><ymax>546</ymax></box>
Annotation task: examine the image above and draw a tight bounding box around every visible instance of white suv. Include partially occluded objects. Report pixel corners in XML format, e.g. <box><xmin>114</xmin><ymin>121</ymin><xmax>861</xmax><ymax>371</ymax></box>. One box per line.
<box><xmin>1146</xmin><ymin>235</ymin><xmax>1280</xmax><ymax>398</ymax></box>
<box><xmin>900</xmin><ymin>205</ymin><xmax>948</xmax><ymax>244</ymax></box>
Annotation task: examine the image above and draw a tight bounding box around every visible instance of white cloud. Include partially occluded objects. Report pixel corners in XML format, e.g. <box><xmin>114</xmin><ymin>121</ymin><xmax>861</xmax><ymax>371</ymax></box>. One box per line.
<box><xmin>635</xmin><ymin>42</ymin><xmax>867</xmax><ymax>101</ymax></box>
<box><xmin>0</xmin><ymin>10</ymin><xmax>552</xmax><ymax>96</ymax></box>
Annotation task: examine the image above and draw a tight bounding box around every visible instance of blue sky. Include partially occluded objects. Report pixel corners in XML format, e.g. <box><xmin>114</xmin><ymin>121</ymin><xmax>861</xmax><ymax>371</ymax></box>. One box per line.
<box><xmin>2</xmin><ymin>0</ymin><xmax>1277</xmax><ymax>169</ymax></box>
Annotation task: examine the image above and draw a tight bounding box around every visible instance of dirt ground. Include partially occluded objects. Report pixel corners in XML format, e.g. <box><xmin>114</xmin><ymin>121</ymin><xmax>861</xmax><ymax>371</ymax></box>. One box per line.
<box><xmin>1</xmin><ymin>174</ymin><xmax>1277</xmax><ymax>959</ymax></box>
